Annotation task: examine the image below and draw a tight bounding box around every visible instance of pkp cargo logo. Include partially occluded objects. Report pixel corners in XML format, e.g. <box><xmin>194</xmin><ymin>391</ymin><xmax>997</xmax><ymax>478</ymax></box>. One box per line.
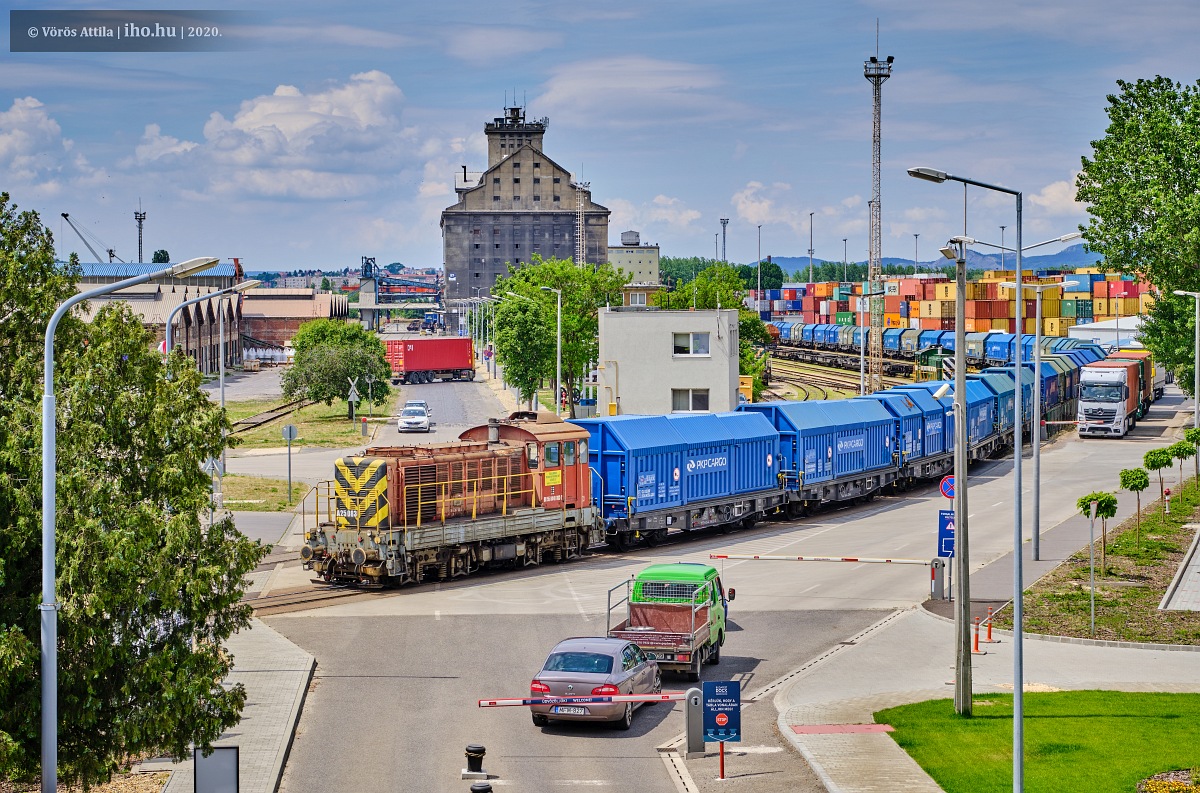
<box><xmin>686</xmin><ymin>455</ymin><xmax>728</xmax><ymax>473</ymax></box>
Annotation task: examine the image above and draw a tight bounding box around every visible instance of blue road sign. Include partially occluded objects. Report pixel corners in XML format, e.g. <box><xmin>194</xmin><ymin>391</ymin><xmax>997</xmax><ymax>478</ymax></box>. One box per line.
<box><xmin>939</xmin><ymin>475</ymin><xmax>955</xmax><ymax>499</ymax></box>
<box><xmin>938</xmin><ymin>509</ymin><xmax>956</xmax><ymax>558</ymax></box>
<box><xmin>702</xmin><ymin>681</ymin><xmax>742</xmax><ymax>743</ymax></box>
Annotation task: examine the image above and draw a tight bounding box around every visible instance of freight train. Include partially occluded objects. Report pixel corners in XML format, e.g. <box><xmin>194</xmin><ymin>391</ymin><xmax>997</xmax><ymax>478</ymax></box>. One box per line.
<box><xmin>301</xmin><ymin>333</ymin><xmax>1111</xmax><ymax>586</ymax></box>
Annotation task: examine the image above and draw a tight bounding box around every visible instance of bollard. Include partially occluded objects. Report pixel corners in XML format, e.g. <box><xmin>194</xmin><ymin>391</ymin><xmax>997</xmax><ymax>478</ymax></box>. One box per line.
<box><xmin>685</xmin><ymin>687</ymin><xmax>705</xmax><ymax>759</ymax></box>
<box><xmin>972</xmin><ymin>617</ymin><xmax>987</xmax><ymax>655</ymax></box>
<box><xmin>470</xmin><ymin>784</ymin><xmax>493</xmax><ymax>793</ymax></box>
<box><xmin>1166</xmin><ymin>488</ymin><xmax>1172</xmax><ymax>515</ymax></box>
<box><xmin>361</xmin><ymin>417</ymin><xmax>368</xmax><ymax>437</ymax></box>
<box><xmin>983</xmin><ymin>607</ymin><xmax>998</xmax><ymax>643</ymax></box>
<box><xmin>462</xmin><ymin>745</ymin><xmax>487</xmax><ymax>780</ymax></box>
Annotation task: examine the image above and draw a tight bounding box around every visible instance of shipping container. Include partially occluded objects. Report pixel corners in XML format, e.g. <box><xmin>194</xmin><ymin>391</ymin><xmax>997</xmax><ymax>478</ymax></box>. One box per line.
<box><xmin>385</xmin><ymin>337</ymin><xmax>475</xmax><ymax>384</ymax></box>
<box><xmin>664</xmin><ymin>414</ymin><xmax>736</xmax><ymax>503</ymax></box>
<box><xmin>712</xmin><ymin>412</ymin><xmax>783</xmax><ymax>495</ymax></box>
<box><xmin>883</xmin><ymin>328</ymin><xmax>903</xmax><ymax>352</ymax></box>
<box><xmin>855</xmin><ymin>392</ymin><xmax>924</xmax><ymax>461</ymax></box>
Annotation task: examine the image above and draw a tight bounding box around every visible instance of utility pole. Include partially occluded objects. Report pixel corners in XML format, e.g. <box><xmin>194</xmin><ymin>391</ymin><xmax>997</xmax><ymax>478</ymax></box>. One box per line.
<box><xmin>914</xmin><ymin>233</ymin><xmax>919</xmax><ymax>269</ymax></box>
<box><xmin>720</xmin><ymin>218</ymin><xmax>729</xmax><ymax>262</ymax></box>
<box><xmin>757</xmin><ymin>225</ymin><xmax>762</xmax><ymax>297</ymax></box>
<box><xmin>807</xmin><ymin>212</ymin><xmax>815</xmax><ymax>282</ymax></box>
<box><xmin>864</xmin><ymin>50</ymin><xmax>893</xmax><ymax>395</ymax></box>
<box><xmin>843</xmin><ymin>238</ymin><xmax>848</xmax><ymax>282</ymax></box>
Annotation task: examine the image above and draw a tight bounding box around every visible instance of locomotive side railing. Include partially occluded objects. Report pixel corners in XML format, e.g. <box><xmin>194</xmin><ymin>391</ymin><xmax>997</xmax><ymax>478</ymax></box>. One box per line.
<box><xmin>401</xmin><ymin>469</ymin><xmax>564</xmax><ymax>529</ymax></box>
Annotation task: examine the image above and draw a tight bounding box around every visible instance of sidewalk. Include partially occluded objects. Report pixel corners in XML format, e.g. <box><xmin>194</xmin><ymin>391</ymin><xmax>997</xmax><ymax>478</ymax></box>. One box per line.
<box><xmin>1163</xmin><ymin>523</ymin><xmax>1200</xmax><ymax>610</ymax></box>
<box><xmin>148</xmin><ymin>619</ymin><xmax>315</xmax><ymax>793</ymax></box>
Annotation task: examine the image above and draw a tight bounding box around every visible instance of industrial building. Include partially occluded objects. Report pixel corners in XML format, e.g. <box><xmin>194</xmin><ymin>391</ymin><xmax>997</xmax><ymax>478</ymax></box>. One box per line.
<box><xmin>597</xmin><ymin>307</ymin><xmax>740</xmax><ymax>416</ymax></box>
<box><xmin>440</xmin><ymin>106</ymin><xmax>610</xmax><ymax>303</ymax></box>
<box><xmin>608</xmin><ymin>230</ymin><xmax>663</xmax><ymax>307</ymax></box>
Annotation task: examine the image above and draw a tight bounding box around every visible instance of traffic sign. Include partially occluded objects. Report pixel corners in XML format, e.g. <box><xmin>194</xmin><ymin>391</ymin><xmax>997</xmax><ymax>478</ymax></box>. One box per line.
<box><xmin>281</xmin><ymin>424</ymin><xmax>298</xmax><ymax>442</ymax></box>
<box><xmin>702</xmin><ymin>681</ymin><xmax>741</xmax><ymax>743</ymax></box>
<box><xmin>938</xmin><ymin>509</ymin><xmax>955</xmax><ymax>558</ymax></box>
<box><xmin>939</xmin><ymin>475</ymin><xmax>955</xmax><ymax>500</ymax></box>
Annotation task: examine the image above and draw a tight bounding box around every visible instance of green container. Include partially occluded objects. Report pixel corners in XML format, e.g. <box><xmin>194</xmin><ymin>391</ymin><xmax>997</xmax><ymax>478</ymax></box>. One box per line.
<box><xmin>835</xmin><ymin>312</ymin><xmax>855</xmax><ymax>325</ymax></box>
<box><xmin>1061</xmin><ymin>300</ymin><xmax>1077</xmax><ymax>318</ymax></box>
<box><xmin>1077</xmin><ymin>300</ymin><xmax>1093</xmax><ymax>317</ymax></box>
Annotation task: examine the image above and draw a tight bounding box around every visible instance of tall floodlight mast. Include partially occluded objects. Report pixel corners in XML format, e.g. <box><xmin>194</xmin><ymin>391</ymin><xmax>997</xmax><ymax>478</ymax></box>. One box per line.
<box><xmin>863</xmin><ymin>52</ymin><xmax>893</xmax><ymax>394</ymax></box>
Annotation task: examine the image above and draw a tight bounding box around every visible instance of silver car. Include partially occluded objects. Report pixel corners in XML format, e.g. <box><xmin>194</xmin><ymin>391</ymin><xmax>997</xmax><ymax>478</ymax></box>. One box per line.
<box><xmin>530</xmin><ymin>637</ymin><xmax>661</xmax><ymax>729</ymax></box>
<box><xmin>397</xmin><ymin>406</ymin><xmax>431</xmax><ymax>433</ymax></box>
<box><xmin>404</xmin><ymin>399</ymin><xmax>431</xmax><ymax>416</ymax></box>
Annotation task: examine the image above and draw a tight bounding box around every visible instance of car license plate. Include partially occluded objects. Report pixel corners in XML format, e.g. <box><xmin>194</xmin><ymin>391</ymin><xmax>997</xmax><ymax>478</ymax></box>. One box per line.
<box><xmin>553</xmin><ymin>706</ymin><xmax>587</xmax><ymax>715</ymax></box>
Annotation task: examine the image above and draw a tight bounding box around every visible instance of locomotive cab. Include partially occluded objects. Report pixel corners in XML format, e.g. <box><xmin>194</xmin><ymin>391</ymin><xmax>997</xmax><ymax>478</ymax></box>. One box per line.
<box><xmin>460</xmin><ymin>412</ymin><xmax>590</xmax><ymax>509</ymax></box>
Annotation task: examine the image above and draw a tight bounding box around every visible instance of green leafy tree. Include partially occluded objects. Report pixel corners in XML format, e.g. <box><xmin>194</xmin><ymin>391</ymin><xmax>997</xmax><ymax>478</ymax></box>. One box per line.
<box><xmin>659</xmin><ymin>256</ymin><xmax>717</xmax><ymax>287</ymax></box>
<box><xmin>290</xmin><ymin>317</ymin><xmax>382</xmax><ymax>355</ymax></box>
<box><xmin>151</xmin><ymin>249</ymin><xmax>170</xmax><ymax>263</ymax></box>
<box><xmin>0</xmin><ymin>193</ymin><xmax>266</xmax><ymax>785</ymax></box>
<box><xmin>1144</xmin><ymin>447</ymin><xmax>1174</xmax><ymax>520</ymax></box>
<box><xmin>1076</xmin><ymin>77</ymin><xmax>1200</xmax><ymax>391</ymax></box>
<box><xmin>1077</xmin><ymin>491</ymin><xmax>1119</xmax><ymax>574</ymax></box>
<box><xmin>494</xmin><ymin>255</ymin><xmax>628</xmax><ymax>417</ymax></box>
<box><xmin>1170</xmin><ymin>440</ymin><xmax>1194</xmax><ymax>498</ymax></box>
<box><xmin>735</xmin><ymin>260</ymin><xmax>785</xmax><ymax>291</ymax></box>
<box><xmin>320</xmin><ymin>276</ymin><xmax>332</xmax><ymax>292</ymax></box>
<box><xmin>1119</xmin><ymin>467</ymin><xmax>1150</xmax><ymax>549</ymax></box>
<box><xmin>281</xmin><ymin>342</ymin><xmax>391</xmax><ymax>411</ymax></box>
<box><xmin>492</xmin><ymin>298</ymin><xmax>554</xmax><ymax>406</ymax></box>
<box><xmin>1186</xmin><ymin>427</ymin><xmax>1200</xmax><ymax>484</ymax></box>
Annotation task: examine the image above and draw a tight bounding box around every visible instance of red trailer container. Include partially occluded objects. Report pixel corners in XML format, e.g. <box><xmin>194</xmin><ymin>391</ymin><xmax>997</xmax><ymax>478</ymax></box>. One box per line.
<box><xmin>385</xmin><ymin>337</ymin><xmax>475</xmax><ymax>384</ymax></box>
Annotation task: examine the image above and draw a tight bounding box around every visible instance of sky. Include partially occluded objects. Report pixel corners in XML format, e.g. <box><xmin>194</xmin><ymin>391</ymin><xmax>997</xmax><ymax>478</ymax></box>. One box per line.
<box><xmin>3</xmin><ymin>0</ymin><xmax>1199</xmax><ymax>273</ymax></box>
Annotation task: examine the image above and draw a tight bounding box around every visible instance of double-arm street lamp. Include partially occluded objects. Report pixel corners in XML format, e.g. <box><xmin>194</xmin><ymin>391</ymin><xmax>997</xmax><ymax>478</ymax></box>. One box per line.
<box><xmin>41</xmin><ymin>256</ymin><xmax>219</xmax><ymax>793</ymax></box>
<box><xmin>165</xmin><ymin>277</ymin><xmax>262</xmax><ymax>353</ymax></box>
<box><xmin>911</xmin><ymin>166</ymin><xmax>1028</xmax><ymax>792</ymax></box>
<box><xmin>1173</xmin><ymin>290</ymin><xmax>1200</xmax><ymax>430</ymax></box>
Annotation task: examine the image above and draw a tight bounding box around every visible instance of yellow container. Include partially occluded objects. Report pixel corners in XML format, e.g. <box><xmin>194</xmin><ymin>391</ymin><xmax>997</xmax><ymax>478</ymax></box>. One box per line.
<box><xmin>738</xmin><ymin>375</ymin><xmax>754</xmax><ymax>403</ymax></box>
<box><xmin>992</xmin><ymin>318</ymin><xmax>1011</xmax><ymax>330</ymax></box>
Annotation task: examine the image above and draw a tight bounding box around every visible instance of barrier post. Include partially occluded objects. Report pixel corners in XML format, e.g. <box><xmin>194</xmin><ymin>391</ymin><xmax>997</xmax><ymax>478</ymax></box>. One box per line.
<box><xmin>986</xmin><ymin>607</ymin><xmax>996</xmax><ymax>643</ymax></box>
<box><xmin>685</xmin><ymin>687</ymin><xmax>704</xmax><ymax>759</ymax></box>
<box><xmin>972</xmin><ymin>617</ymin><xmax>987</xmax><ymax>655</ymax></box>
<box><xmin>931</xmin><ymin>558</ymin><xmax>946</xmax><ymax>600</ymax></box>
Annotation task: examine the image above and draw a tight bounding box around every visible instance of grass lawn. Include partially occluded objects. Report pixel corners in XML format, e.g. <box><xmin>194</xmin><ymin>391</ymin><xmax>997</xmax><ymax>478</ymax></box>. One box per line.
<box><xmin>992</xmin><ymin>478</ymin><xmax>1200</xmax><ymax>645</ymax></box>
<box><xmin>224</xmin><ymin>397</ymin><xmax>395</xmax><ymax>449</ymax></box>
<box><xmin>221</xmin><ymin>474</ymin><xmax>309</xmax><ymax>511</ymax></box>
<box><xmin>876</xmin><ymin>691</ymin><xmax>1200</xmax><ymax>793</ymax></box>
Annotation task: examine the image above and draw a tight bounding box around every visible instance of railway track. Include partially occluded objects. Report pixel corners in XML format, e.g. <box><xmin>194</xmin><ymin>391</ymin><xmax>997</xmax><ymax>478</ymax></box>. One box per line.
<box><xmin>230</xmin><ymin>398</ymin><xmax>316</xmax><ymax>434</ymax></box>
<box><xmin>247</xmin><ymin>584</ymin><xmax>379</xmax><ymax>616</ymax></box>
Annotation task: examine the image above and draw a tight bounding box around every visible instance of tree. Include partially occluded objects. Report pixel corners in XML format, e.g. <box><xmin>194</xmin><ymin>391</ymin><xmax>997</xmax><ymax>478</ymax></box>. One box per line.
<box><xmin>735</xmin><ymin>260</ymin><xmax>785</xmax><ymax>291</ymax></box>
<box><xmin>1187</xmin><ymin>427</ymin><xmax>1200</xmax><ymax>485</ymax></box>
<box><xmin>493</xmin><ymin>255</ymin><xmax>627</xmax><ymax>417</ymax></box>
<box><xmin>659</xmin><ymin>256</ymin><xmax>717</xmax><ymax>287</ymax></box>
<box><xmin>281</xmin><ymin>319</ymin><xmax>391</xmax><ymax>411</ymax></box>
<box><xmin>1119</xmin><ymin>467</ymin><xmax>1150</xmax><ymax>549</ymax></box>
<box><xmin>1144</xmin><ymin>447</ymin><xmax>1174</xmax><ymax>520</ymax></box>
<box><xmin>1077</xmin><ymin>491</ymin><xmax>1119</xmax><ymax>574</ymax></box>
<box><xmin>1169</xmin><ymin>440</ymin><xmax>1194</xmax><ymax>499</ymax></box>
<box><xmin>151</xmin><ymin>249</ymin><xmax>170</xmax><ymax>263</ymax></box>
<box><xmin>0</xmin><ymin>193</ymin><xmax>266</xmax><ymax>785</ymax></box>
<box><xmin>1076</xmin><ymin>77</ymin><xmax>1200</xmax><ymax>391</ymax></box>
<box><xmin>491</xmin><ymin>298</ymin><xmax>553</xmax><ymax>406</ymax></box>
<box><xmin>320</xmin><ymin>276</ymin><xmax>332</xmax><ymax>292</ymax></box>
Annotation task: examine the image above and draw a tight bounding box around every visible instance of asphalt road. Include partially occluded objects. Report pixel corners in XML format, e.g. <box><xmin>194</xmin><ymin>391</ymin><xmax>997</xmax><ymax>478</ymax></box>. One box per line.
<box><xmin>270</xmin><ymin>609</ymin><xmax>881</xmax><ymax>793</ymax></box>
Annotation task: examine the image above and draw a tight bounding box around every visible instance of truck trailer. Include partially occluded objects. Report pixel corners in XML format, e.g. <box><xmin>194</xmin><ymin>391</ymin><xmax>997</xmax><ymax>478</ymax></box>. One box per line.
<box><xmin>385</xmin><ymin>337</ymin><xmax>475</xmax><ymax>384</ymax></box>
<box><xmin>1077</xmin><ymin>359</ymin><xmax>1141</xmax><ymax>437</ymax></box>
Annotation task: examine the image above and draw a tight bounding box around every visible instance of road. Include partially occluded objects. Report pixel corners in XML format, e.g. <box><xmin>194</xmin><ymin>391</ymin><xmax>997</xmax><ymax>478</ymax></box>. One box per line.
<box><xmin>266</xmin><ymin>389</ymin><xmax>1193</xmax><ymax>792</ymax></box>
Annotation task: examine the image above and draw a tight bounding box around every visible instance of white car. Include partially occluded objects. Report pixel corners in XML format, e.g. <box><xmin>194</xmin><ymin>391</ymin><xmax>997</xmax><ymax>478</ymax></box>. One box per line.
<box><xmin>397</xmin><ymin>406</ymin><xmax>432</xmax><ymax>433</ymax></box>
<box><xmin>404</xmin><ymin>399</ymin><xmax>431</xmax><ymax>416</ymax></box>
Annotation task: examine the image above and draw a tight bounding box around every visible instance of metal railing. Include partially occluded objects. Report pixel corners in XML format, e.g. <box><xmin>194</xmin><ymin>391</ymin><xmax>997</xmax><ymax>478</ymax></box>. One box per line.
<box><xmin>401</xmin><ymin>470</ymin><xmax>542</xmax><ymax>527</ymax></box>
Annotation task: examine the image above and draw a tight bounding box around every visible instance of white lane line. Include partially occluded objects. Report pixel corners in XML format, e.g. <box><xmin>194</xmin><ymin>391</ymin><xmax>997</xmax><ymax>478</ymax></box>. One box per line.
<box><xmin>850</xmin><ymin>563</ymin><xmax>866</xmax><ymax>571</ymax></box>
<box><xmin>434</xmin><ymin>610</ymin><xmax>441</xmax><ymax>621</ymax></box>
<box><xmin>722</xmin><ymin>523</ymin><xmax>841</xmax><ymax>569</ymax></box>
<box><xmin>800</xmin><ymin>584</ymin><xmax>820</xmax><ymax>594</ymax></box>
<box><xmin>892</xmin><ymin>542</ymin><xmax>909</xmax><ymax>551</ymax></box>
<box><xmin>992</xmin><ymin>501</ymin><xmax>1003</xmax><ymax>507</ymax></box>
<box><xmin>553</xmin><ymin>783</ymin><xmax>611</xmax><ymax>787</ymax></box>
<box><xmin>564</xmin><ymin>574</ymin><xmax>591</xmax><ymax>621</ymax></box>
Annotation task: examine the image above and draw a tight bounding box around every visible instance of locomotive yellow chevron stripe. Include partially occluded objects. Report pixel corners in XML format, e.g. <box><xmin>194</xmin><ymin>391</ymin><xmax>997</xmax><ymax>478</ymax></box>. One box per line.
<box><xmin>333</xmin><ymin>456</ymin><xmax>390</xmax><ymax>530</ymax></box>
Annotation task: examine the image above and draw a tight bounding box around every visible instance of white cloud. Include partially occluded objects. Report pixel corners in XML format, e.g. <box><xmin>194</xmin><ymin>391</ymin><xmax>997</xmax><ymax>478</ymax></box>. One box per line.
<box><xmin>609</xmin><ymin>194</ymin><xmax>702</xmax><ymax>236</ymax></box>
<box><xmin>0</xmin><ymin>97</ymin><xmax>99</xmax><ymax>195</ymax></box>
<box><xmin>445</xmin><ymin>27</ymin><xmax>563</xmax><ymax>63</ymax></box>
<box><xmin>538</xmin><ymin>57</ymin><xmax>726</xmax><ymax>127</ymax></box>
<box><xmin>1029</xmin><ymin>175</ymin><xmax>1085</xmax><ymax>216</ymax></box>
<box><xmin>132</xmin><ymin>124</ymin><xmax>197</xmax><ymax>165</ymax></box>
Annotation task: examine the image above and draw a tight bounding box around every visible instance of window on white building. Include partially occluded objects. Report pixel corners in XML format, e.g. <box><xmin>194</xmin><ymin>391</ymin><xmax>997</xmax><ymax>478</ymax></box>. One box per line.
<box><xmin>671</xmin><ymin>389</ymin><xmax>710</xmax><ymax>412</ymax></box>
<box><xmin>672</xmin><ymin>332</ymin><xmax>710</xmax><ymax>356</ymax></box>
<box><xmin>629</xmin><ymin>292</ymin><xmax>647</xmax><ymax>306</ymax></box>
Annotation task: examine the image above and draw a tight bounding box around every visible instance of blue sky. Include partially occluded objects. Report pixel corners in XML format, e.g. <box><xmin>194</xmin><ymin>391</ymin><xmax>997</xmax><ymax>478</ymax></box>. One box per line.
<box><xmin>3</xmin><ymin>1</ymin><xmax>1198</xmax><ymax>272</ymax></box>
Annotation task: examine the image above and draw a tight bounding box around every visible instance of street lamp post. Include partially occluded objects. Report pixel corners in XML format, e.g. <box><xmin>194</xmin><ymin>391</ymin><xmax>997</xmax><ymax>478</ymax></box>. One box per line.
<box><xmin>1173</xmin><ymin>290</ymin><xmax>1200</xmax><ymax>430</ymax></box>
<box><xmin>808</xmin><ymin>211</ymin><xmax>815</xmax><ymax>283</ymax></box>
<box><xmin>911</xmin><ymin>165</ymin><xmax>1025</xmax><ymax>790</ymax></box>
<box><xmin>541</xmin><ymin>286</ymin><xmax>563</xmax><ymax>416</ymax></box>
<box><xmin>757</xmin><ymin>225</ymin><xmax>762</xmax><ymax>299</ymax></box>
<box><xmin>41</xmin><ymin>256</ymin><xmax>218</xmax><ymax>793</ymax></box>
<box><xmin>843</xmin><ymin>238</ymin><xmax>848</xmax><ymax>282</ymax></box>
<box><xmin>166</xmin><ymin>278</ymin><xmax>261</xmax><ymax>354</ymax></box>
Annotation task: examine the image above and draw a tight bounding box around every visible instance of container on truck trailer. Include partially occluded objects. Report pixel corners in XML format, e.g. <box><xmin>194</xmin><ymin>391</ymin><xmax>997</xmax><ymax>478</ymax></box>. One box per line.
<box><xmin>385</xmin><ymin>337</ymin><xmax>475</xmax><ymax>385</ymax></box>
<box><xmin>1113</xmin><ymin>349</ymin><xmax>1164</xmax><ymax>402</ymax></box>
<box><xmin>1103</xmin><ymin>351</ymin><xmax>1152</xmax><ymax>418</ymax></box>
<box><xmin>1078</xmin><ymin>359</ymin><xmax>1140</xmax><ymax>437</ymax></box>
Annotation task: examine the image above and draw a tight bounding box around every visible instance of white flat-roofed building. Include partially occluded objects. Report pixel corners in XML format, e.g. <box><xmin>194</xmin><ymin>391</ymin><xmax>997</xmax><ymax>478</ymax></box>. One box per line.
<box><xmin>598</xmin><ymin>307</ymin><xmax>739</xmax><ymax>416</ymax></box>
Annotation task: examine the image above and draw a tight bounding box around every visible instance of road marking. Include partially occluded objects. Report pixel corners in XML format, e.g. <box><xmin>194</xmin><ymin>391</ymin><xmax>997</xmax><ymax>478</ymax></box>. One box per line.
<box><xmin>992</xmin><ymin>501</ymin><xmax>1003</xmax><ymax>507</ymax></box>
<box><xmin>892</xmin><ymin>543</ymin><xmax>909</xmax><ymax>551</ymax></box>
<box><xmin>434</xmin><ymin>610</ymin><xmax>441</xmax><ymax>621</ymax></box>
<box><xmin>564</xmin><ymin>574</ymin><xmax>591</xmax><ymax>621</ymax></box>
<box><xmin>850</xmin><ymin>563</ymin><xmax>866</xmax><ymax>571</ymax></box>
<box><xmin>800</xmin><ymin>584</ymin><xmax>820</xmax><ymax>594</ymax></box>
<box><xmin>553</xmin><ymin>783</ymin><xmax>611</xmax><ymax>787</ymax></box>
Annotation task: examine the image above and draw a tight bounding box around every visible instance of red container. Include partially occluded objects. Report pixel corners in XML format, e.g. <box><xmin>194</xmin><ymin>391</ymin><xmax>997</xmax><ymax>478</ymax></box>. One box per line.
<box><xmin>884</xmin><ymin>295</ymin><xmax>901</xmax><ymax>313</ymax></box>
<box><xmin>385</xmin><ymin>337</ymin><xmax>475</xmax><ymax>384</ymax></box>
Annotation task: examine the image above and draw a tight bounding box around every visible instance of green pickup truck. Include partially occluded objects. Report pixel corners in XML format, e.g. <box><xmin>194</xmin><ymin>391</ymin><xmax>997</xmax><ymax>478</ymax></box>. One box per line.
<box><xmin>606</xmin><ymin>563</ymin><xmax>735</xmax><ymax>681</ymax></box>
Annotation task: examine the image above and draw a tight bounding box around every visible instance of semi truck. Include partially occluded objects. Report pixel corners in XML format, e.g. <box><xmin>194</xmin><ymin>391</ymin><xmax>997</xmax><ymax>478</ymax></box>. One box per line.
<box><xmin>1115</xmin><ymin>348</ymin><xmax>1165</xmax><ymax>401</ymax></box>
<box><xmin>384</xmin><ymin>337</ymin><xmax>475</xmax><ymax>385</ymax></box>
<box><xmin>606</xmin><ymin>563</ymin><xmax>733</xmax><ymax>681</ymax></box>
<box><xmin>1078</xmin><ymin>359</ymin><xmax>1141</xmax><ymax>437</ymax></box>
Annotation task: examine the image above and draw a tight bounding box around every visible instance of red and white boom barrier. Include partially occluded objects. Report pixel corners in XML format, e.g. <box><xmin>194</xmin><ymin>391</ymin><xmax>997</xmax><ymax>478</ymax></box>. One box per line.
<box><xmin>479</xmin><ymin>692</ymin><xmax>686</xmax><ymax>708</ymax></box>
<box><xmin>710</xmin><ymin>553</ymin><xmax>932</xmax><ymax>565</ymax></box>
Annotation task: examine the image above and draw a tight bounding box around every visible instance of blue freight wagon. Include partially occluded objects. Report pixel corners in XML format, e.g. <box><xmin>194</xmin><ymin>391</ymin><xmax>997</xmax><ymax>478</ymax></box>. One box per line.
<box><xmin>738</xmin><ymin>400</ymin><xmax>893</xmax><ymax>484</ymax></box>
<box><xmin>985</xmin><ymin>333</ymin><xmax>1015</xmax><ymax>364</ymax></box>
<box><xmin>665</xmin><ymin>414</ymin><xmax>735</xmax><ymax>504</ymax></box>
<box><xmin>856</xmin><ymin>392</ymin><xmax>924</xmax><ymax>461</ymax></box>
<box><xmin>853</xmin><ymin>326</ymin><xmax>866</xmax><ymax>348</ymax></box>
<box><xmin>894</xmin><ymin>380</ymin><xmax>998</xmax><ymax>456</ymax></box>
<box><xmin>883</xmin><ymin>328</ymin><xmax>904</xmax><ymax>352</ymax></box>
<box><xmin>571</xmin><ymin>416</ymin><xmax>685</xmax><ymax>521</ymax></box>
<box><xmin>885</xmin><ymin>386</ymin><xmax>948</xmax><ymax>457</ymax></box>
<box><xmin>802</xmin><ymin>325</ymin><xmax>816</xmax><ymax>343</ymax></box>
<box><xmin>918</xmin><ymin>330</ymin><xmax>944</xmax><ymax>350</ymax></box>
<box><xmin>967</xmin><ymin>372</ymin><xmax>1016</xmax><ymax>433</ymax></box>
<box><xmin>711</xmin><ymin>412</ymin><xmax>782</xmax><ymax>495</ymax></box>
<box><xmin>965</xmin><ymin>332</ymin><xmax>993</xmax><ymax>361</ymax></box>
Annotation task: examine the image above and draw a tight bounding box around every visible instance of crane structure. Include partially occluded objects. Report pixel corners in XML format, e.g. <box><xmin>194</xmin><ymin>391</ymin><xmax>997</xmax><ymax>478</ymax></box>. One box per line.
<box><xmin>863</xmin><ymin>53</ymin><xmax>893</xmax><ymax>395</ymax></box>
<box><xmin>60</xmin><ymin>213</ymin><xmax>122</xmax><ymax>265</ymax></box>
<box><xmin>720</xmin><ymin>217</ymin><xmax>729</xmax><ymax>261</ymax></box>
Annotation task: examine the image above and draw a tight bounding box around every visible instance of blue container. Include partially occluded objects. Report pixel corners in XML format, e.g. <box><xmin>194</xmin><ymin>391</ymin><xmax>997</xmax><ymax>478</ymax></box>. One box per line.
<box><xmin>768</xmin><ymin>289</ymin><xmax>782</xmax><ymax>301</ymax></box>
<box><xmin>665</xmin><ymin>414</ymin><xmax>735</xmax><ymax>503</ymax></box>
<box><xmin>985</xmin><ymin>333</ymin><xmax>1015</xmax><ymax>364</ymax></box>
<box><xmin>918</xmin><ymin>330</ymin><xmax>943</xmax><ymax>349</ymax></box>
<box><xmin>856</xmin><ymin>392</ymin><xmax>924</xmax><ymax>461</ymax></box>
<box><xmin>712</xmin><ymin>412</ymin><xmax>782</xmax><ymax>494</ymax></box>
<box><xmin>967</xmin><ymin>372</ymin><xmax>1016</xmax><ymax>432</ymax></box>
<box><xmin>883</xmin><ymin>328</ymin><xmax>903</xmax><ymax>352</ymax></box>
<box><xmin>891</xmin><ymin>383</ymin><xmax>955</xmax><ymax>451</ymax></box>
<box><xmin>802</xmin><ymin>324</ymin><xmax>816</xmax><ymax>343</ymax></box>
<box><xmin>738</xmin><ymin>400</ymin><xmax>893</xmax><ymax>485</ymax></box>
<box><xmin>900</xmin><ymin>301</ymin><xmax>910</xmax><ymax>318</ymax></box>
<box><xmin>759</xmin><ymin>310</ymin><xmax>772</xmax><ymax>321</ymax></box>
<box><xmin>571</xmin><ymin>416</ymin><xmax>686</xmax><ymax>519</ymax></box>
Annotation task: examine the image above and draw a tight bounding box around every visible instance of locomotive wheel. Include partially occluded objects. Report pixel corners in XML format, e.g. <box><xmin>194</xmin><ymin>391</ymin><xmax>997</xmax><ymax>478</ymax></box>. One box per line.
<box><xmin>609</xmin><ymin>533</ymin><xmax>631</xmax><ymax>552</ymax></box>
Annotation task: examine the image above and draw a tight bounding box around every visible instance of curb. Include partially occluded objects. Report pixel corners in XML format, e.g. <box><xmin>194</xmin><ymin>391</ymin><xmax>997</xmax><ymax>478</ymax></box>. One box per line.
<box><xmin>1159</xmin><ymin>523</ymin><xmax>1200</xmax><ymax>610</ymax></box>
<box><xmin>270</xmin><ymin>654</ymin><xmax>316</xmax><ymax>793</ymax></box>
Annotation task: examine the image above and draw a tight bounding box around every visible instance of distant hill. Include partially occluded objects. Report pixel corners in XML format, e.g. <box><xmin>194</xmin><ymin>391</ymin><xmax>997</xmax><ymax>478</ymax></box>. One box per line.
<box><xmin>767</xmin><ymin>244</ymin><xmax>1102</xmax><ymax>275</ymax></box>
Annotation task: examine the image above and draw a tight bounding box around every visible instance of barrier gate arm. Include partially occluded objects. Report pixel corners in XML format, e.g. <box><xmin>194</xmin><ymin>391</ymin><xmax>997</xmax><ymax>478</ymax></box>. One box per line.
<box><xmin>710</xmin><ymin>553</ymin><xmax>932</xmax><ymax>565</ymax></box>
<box><xmin>480</xmin><ymin>692</ymin><xmax>687</xmax><ymax>707</ymax></box>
